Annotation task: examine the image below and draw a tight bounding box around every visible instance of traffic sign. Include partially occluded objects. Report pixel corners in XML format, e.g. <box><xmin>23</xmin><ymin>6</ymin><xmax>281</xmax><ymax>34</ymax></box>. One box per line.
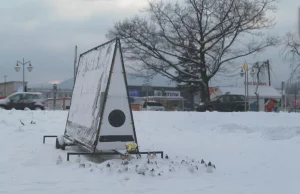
<box><xmin>242</xmin><ymin>63</ymin><xmax>247</xmax><ymax>71</ymax></box>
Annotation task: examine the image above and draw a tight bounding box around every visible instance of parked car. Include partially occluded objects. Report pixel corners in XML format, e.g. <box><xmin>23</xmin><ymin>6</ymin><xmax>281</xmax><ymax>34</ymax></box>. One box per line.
<box><xmin>140</xmin><ymin>101</ymin><xmax>165</xmax><ymax>111</ymax></box>
<box><xmin>195</xmin><ymin>94</ymin><xmax>249</xmax><ymax>112</ymax></box>
<box><xmin>0</xmin><ymin>92</ymin><xmax>46</xmax><ymax>110</ymax></box>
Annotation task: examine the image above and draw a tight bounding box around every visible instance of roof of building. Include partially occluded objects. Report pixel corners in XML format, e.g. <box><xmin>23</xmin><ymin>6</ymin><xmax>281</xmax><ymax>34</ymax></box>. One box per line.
<box><xmin>5</xmin><ymin>91</ymin><xmax>43</xmax><ymax>97</ymax></box>
<box><xmin>216</xmin><ymin>85</ymin><xmax>281</xmax><ymax>98</ymax></box>
<box><xmin>0</xmin><ymin>81</ymin><xmax>25</xmax><ymax>85</ymax></box>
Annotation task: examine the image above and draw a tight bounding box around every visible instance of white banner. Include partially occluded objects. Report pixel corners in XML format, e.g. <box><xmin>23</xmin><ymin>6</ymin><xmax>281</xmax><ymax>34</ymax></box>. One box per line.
<box><xmin>154</xmin><ymin>90</ymin><xmax>181</xmax><ymax>97</ymax></box>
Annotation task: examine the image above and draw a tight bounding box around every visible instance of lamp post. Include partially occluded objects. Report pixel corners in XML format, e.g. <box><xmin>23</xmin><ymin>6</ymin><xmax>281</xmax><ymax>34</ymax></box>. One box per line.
<box><xmin>53</xmin><ymin>84</ymin><xmax>57</xmax><ymax>110</ymax></box>
<box><xmin>249</xmin><ymin>68</ymin><xmax>256</xmax><ymax>111</ymax></box>
<box><xmin>240</xmin><ymin>69</ymin><xmax>247</xmax><ymax>111</ymax></box>
<box><xmin>14</xmin><ymin>58</ymin><xmax>33</xmax><ymax>92</ymax></box>
<box><xmin>250</xmin><ymin>68</ymin><xmax>256</xmax><ymax>84</ymax></box>
<box><xmin>240</xmin><ymin>63</ymin><xmax>256</xmax><ymax>111</ymax></box>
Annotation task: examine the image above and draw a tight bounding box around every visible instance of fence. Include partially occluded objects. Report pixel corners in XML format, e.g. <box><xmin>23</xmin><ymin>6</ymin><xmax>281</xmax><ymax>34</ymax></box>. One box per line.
<box><xmin>46</xmin><ymin>97</ymin><xmax>71</xmax><ymax>110</ymax></box>
<box><xmin>283</xmin><ymin>94</ymin><xmax>300</xmax><ymax>111</ymax></box>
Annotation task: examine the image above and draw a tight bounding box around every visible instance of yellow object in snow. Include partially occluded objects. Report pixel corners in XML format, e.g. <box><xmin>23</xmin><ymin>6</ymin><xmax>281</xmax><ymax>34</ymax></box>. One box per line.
<box><xmin>125</xmin><ymin>142</ymin><xmax>137</xmax><ymax>152</ymax></box>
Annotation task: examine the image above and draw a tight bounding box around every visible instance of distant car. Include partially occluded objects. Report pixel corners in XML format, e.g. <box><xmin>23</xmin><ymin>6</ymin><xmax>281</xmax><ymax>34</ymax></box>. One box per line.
<box><xmin>0</xmin><ymin>92</ymin><xmax>46</xmax><ymax>110</ymax></box>
<box><xmin>195</xmin><ymin>94</ymin><xmax>249</xmax><ymax>112</ymax></box>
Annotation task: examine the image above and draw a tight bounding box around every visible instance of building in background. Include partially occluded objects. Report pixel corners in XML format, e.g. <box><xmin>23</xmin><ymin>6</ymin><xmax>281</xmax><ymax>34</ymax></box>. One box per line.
<box><xmin>27</xmin><ymin>87</ymin><xmax>72</xmax><ymax>99</ymax></box>
<box><xmin>126</xmin><ymin>74</ymin><xmax>194</xmax><ymax>110</ymax></box>
<box><xmin>27</xmin><ymin>87</ymin><xmax>73</xmax><ymax>110</ymax></box>
<box><xmin>0</xmin><ymin>81</ymin><xmax>27</xmax><ymax>98</ymax></box>
<box><xmin>0</xmin><ymin>73</ymin><xmax>196</xmax><ymax>110</ymax></box>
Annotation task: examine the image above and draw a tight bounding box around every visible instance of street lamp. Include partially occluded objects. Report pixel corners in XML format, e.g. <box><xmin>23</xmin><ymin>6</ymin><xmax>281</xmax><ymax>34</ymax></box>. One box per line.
<box><xmin>240</xmin><ymin>69</ymin><xmax>244</xmax><ymax>77</ymax></box>
<box><xmin>14</xmin><ymin>58</ymin><xmax>33</xmax><ymax>92</ymax></box>
<box><xmin>240</xmin><ymin>67</ymin><xmax>248</xmax><ymax>111</ymax></box>
<box><xmin>250</xmin><ymin>68</ymin><xmax>256</xmax><ymax>86</ymax></box>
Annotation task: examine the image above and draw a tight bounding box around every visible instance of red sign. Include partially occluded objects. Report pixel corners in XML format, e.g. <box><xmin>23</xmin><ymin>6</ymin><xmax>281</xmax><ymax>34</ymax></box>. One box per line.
<box><xmin>209</xmin><ymin>87</ymin><xmax>215</xmax><ymax>95</ymax></box>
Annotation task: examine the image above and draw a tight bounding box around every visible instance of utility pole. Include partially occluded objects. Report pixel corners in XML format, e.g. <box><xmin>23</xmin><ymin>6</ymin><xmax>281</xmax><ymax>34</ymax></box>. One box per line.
<box><xmin>246</xmin><ymin>66</ymin><xmax>249</xmax><ymax>109</ymax></box>
<box><xmin>241</xmin><ymin>63</ymin><xmax>248</xmax><ymax>111</ymax></box>
<box><xmin>266</xmin><ymin>60</ymin><xmax>271</xmax><ymax>86</ymax></box>
<box><xmin>74</xmin><ymin>45</ymin><xmax>77</xmax><ymax>87</ymax></box>
<box><xmin>281</xmin><ymin>81</ymin><xmax>284</xmax><ymax>110</ymax></box>
<box><xmin>295</xmin><ymin>82</ymin><xmax>297</xmax><ymax>113</ymax></box>
<box><xmin>53</xmin><ymin>84</ymin><xmax>57</xmax><ymax>110</ymax></box>
<box><xmin>298</xmin><ymin>7</ymin><xmax>300</xmax><ymax>38</ymax></box>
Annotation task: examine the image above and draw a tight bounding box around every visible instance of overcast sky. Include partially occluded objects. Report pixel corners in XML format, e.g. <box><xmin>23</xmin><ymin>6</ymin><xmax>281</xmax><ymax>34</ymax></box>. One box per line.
<box><xmin>0</xmin><ymin>0</ymin><xmax>299</xmax><ymax>88</ymax></box>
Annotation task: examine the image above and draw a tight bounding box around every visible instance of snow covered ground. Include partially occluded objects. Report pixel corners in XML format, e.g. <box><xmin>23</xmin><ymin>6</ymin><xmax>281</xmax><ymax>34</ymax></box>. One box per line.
<box><xmin>1</xmin><ymin>110</ymin><xmax>300</xmax><ymax>194</ymax></box>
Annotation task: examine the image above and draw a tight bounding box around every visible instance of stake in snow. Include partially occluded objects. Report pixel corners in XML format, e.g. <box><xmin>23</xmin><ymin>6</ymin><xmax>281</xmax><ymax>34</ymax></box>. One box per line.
<box><xmin>46</xmin><ymin>38</ymin><xmax>163</xmax><ymax>160</ymax></box>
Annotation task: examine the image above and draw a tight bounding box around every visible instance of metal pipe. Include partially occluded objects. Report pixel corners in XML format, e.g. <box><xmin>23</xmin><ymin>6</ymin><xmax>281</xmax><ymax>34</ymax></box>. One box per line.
<box><xmin>74</xmin><ymin>45</ymin><xmax>77</xmax><ymax>87</ymax></box>
<box><xmin>284</xmin><ymin>82</ymin><xmax>287</xmax><ymax>110</ymax></box>
<box><xmin>23</xmin><ymin>58</ymin><xmax>25</xmax><ymax>92</ymax></box>
<box><xmin>295</xmin><ymin>81</ymin><xmax>297</xmax><ymax>112</ymax></box>
<box><xmin>244</xmin><ymin>71</ymin><xmax>246</xmax><ymax>111</ymax></box>
<box><xmin>281</xmin><ymin>81</ymin><xmax>284</xmax><ymax>111</ymax></box>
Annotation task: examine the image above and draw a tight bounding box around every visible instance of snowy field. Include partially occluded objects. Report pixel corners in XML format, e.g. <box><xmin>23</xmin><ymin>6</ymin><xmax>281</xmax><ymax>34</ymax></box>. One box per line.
<box><xmin>1</xmin><ymin>110</ymin><xmax>300</xmax><ymax>194</ymax></box>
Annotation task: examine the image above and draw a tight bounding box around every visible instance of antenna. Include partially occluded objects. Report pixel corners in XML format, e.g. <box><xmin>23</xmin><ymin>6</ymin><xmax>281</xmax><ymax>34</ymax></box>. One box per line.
<box><xmin>299</xmin><ymin>7</ymin><xmax>300</xmax><ymax>38</ymax></box>
<box><xmin>74</xmin><ymin>45</ymin><xmax>77</xmax><ymax>87</ymax></box>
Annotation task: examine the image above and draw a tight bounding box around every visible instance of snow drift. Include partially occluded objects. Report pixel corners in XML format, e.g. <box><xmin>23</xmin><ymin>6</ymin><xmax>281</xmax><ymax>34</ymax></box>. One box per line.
<box><xmin>1</xmin><ymin>110</ymin><xmax>300</xmax><ymax>194</ymax></box>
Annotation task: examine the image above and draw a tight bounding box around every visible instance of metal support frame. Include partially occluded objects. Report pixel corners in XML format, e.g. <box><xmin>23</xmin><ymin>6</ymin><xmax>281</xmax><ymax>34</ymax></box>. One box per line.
<box><xmin>43</xmin><ymin>135</ymin><xmax>76</xmax><ymax>146</ymax></box>
<box><xmin>43</xmin><ymin>135</ymin><xmax>164</xmax><ymax>161</ymax></box>
<box><xmin>67</xmin><ymin>151</ymin><xmax>164</xmax><ymax>161</ymax></box>
<box><xmin>74</xmin><ymin>45</ymin><xmax>77</xmax><ymax>87</ymax></box>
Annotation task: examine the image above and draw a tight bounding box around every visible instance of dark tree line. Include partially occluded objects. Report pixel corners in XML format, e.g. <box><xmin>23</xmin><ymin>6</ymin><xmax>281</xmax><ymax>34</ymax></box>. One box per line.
<box><xmin>107</xmin><ymin>0</ymin><xmax>279</xmax><ymax>102</ymax></box>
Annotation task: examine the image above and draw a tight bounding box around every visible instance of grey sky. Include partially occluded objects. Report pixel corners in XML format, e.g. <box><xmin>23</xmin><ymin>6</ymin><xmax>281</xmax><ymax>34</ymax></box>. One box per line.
<box><xmin>0</xmin><ymin>0</ymin><xmax>299</xmax><ymax>88</ymax></box>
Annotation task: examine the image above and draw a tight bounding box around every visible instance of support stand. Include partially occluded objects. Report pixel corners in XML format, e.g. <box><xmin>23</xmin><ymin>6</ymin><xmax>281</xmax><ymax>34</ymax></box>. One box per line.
<box><xmin>43</xmin><ymin>135</ymin><xmax>76</xmax><ymax>150</ymax></box>
<box><xmin>43</xmin><ymin>135</ymin><xmax>164</xmax><ymax>161</ymax></box>
<box><xmin>66</xmin><ymin>151</ymin><xmax>163</xmax><ymax>161</ymax></box>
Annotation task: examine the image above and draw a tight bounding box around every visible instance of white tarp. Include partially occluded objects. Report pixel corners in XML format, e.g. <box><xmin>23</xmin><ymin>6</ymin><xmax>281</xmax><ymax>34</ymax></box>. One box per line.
<box><xmin>64</xmin><ymin>40</ymin><xmax>116</xmax><ymax>150</ymax></box>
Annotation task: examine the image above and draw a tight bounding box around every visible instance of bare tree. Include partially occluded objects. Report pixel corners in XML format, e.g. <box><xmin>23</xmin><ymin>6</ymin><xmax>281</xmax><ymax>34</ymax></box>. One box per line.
<box><xmin>107</xmin><ymin>0</ymin><xmax>279</xmax><ymax>102</ymax></box>
<box><xmin>283</xmin><ymin>32</ymin><xmax>300</xmax><ymax>62</ymax></box>
<box><xmin>283</xmin><ymin>33</ymin><xmax>300</xmax><ymax>94</ymax></box>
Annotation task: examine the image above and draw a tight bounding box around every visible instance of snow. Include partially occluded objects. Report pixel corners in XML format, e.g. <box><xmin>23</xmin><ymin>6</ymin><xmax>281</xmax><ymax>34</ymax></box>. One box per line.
<box><xmin>1</xmin><ymin>110</ymin><xmax>300</xmax><ymax>194</ymax></box>
<box><xmin>217</xmin><ymin>85</ymin><xmax>281</xmax><ymax>98</ymax></box>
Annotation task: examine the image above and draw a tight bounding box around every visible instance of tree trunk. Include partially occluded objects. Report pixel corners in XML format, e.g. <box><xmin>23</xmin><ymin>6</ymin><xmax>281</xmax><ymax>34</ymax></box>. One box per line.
<box><xmin>190</xmin><ymin>89</ymin><xmax>195</xmax><ymax>111</ymax></box>
<box><xmin>200</xmin><ymin>79</ymin><xmax>210</xmax><ymax>102</ymax></box>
